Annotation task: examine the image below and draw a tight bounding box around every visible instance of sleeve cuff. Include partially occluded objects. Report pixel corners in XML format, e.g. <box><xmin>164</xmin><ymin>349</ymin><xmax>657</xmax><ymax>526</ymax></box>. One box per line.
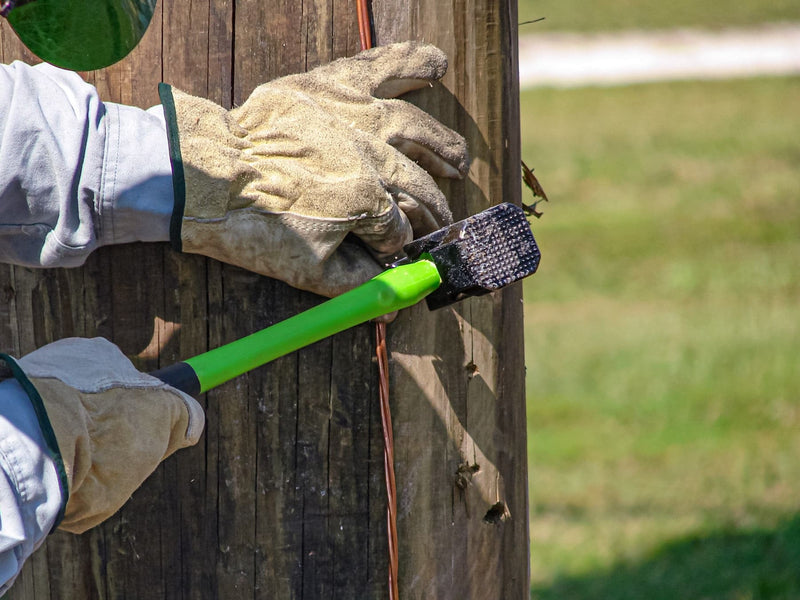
<box><xmin>0</xmin><ymin>356</ymin><xmax>69</xmax><ymax>531</ymax></box>
<box><xmin>97</xmin><ymin>101</ymin><xmax>174</xmax><ymax>248</ymax></box>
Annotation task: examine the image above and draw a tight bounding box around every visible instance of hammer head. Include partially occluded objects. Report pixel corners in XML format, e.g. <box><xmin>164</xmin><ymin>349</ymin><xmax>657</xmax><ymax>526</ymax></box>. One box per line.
<box><xmin>403</xmin><ymin>203</ymin><xmax>541</xmax><ymax>310</ymax></box>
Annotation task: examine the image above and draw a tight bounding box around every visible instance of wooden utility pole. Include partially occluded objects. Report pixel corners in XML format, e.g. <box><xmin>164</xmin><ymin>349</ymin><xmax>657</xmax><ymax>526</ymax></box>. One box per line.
<box><xmin>0</xmin><ymin>0</ymin><xmax>528</xmax><ymax>598</ymax></box>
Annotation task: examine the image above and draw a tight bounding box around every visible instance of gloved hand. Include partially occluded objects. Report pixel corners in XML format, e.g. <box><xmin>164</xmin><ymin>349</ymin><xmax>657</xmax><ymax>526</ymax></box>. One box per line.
<box><xmin>159</xmin><ymin>41</ymin><xmax>469</xmax><ymax>297</ymax></box>
<box><xmin>13</xmin><ymin>338</ymin><xmax>204</xmax><ymax>534</ymax></box>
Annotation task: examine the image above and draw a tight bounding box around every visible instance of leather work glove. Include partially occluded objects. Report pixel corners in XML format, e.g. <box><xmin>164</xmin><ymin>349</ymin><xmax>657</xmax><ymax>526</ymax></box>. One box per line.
<box><xmin>11</xmin><ymin>338</ymin><xmax>204</xmax><ymax>534</ymax></box>
<box><xmin>159</xmin><ymin>41</ymin><xmax>469</xmax><ymax>297</ymax></box>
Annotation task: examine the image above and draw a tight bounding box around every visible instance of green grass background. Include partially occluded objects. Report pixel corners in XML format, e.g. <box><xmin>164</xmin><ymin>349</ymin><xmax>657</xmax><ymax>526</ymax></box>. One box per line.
<box><xmin>518</xmin><ymin>3</ymin><xmax>800</xmax><ymax>598</ymax></box>
<box><xmin>519</xmin><ymin>0</ymin><xmax>800</xmax><ymax>32</ymax></box>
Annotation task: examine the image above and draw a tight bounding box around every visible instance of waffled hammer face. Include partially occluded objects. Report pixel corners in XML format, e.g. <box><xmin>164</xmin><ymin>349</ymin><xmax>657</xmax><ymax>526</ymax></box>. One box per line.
<box><xmin>403</xmin><ymin>203</ymin><xmax>541</xmax><ymax>310</ymax></box>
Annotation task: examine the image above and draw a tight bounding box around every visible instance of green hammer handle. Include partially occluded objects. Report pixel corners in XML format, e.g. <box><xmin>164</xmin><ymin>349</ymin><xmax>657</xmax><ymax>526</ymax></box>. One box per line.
<box><xmin>150</xmin><ymin>259</ymin><xmax>441</xmax><ymax>396</ymax></box>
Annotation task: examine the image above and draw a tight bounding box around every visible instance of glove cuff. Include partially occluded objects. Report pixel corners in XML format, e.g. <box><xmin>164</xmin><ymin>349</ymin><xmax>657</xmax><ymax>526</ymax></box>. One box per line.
<box><xmin>12</xmin><ymin>338</ymin><xmax>205</xmax><ymax>534</ymax></box>
<box><xmin>158</xmin><ymin>83</ymin><xmax>258</xmax><ymax>257</ymax></box>
<box><xmin>0</xmin><ymin>355</ymin><xmax>69</xmax><ymax>531</ymax></box>
<box><xmin>158</xmin><ymin>82</ymin><xmax>187</xmax><ymax>253</ymax></box>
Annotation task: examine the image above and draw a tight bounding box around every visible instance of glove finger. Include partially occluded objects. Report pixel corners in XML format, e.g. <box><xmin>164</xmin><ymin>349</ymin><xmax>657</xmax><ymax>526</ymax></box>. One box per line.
<box><xmin>378</xmin><ymin>151</ymin><xmax>454</xmax><ymax>233</ymax></box>
<box><xmin>373</xmin><ymin>310</ymin><xmax>398</xmax><ymax>324</ymax></box>
<box><xmin>373</xmin><ymin>99</ymin><xmax>469</xmax><ymax>178</ymax></box>
<box><xmin>315</xmin><ymin>41</ymin><xmax>449</xmax><ymax>99</ymax></box>
<box><xmin>394</xmin><ymin>192</ymin><xmax>443</xmax><ymax>236</ymax></box>
<box><xmin>314</xmin><ymin>241</ymin><xmax>386</xmax><ymax>297</ymax></box>
<box><xmin>352</xmin><ymin>199</ymin><xmax>414</xmax><ymax>255</ymax></box>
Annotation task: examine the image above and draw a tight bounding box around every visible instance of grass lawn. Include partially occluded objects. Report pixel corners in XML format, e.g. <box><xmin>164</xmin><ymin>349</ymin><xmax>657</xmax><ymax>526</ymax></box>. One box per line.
<box><xmin>520</xmin><ymin>77</ymin><xmax>800</xmax><ymax>599</ymax></box>
<box><xmin>518</xmin><ymin>0</ymin><xmax>800</xmax><ymax>32</ymax></box>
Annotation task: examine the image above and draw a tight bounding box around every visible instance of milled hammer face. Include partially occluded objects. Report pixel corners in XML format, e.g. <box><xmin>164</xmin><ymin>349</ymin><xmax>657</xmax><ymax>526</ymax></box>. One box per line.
<box><xmin>403</xmin><ymin>203</ymin><xmax>541</xmax><ymax>310</ymax></box>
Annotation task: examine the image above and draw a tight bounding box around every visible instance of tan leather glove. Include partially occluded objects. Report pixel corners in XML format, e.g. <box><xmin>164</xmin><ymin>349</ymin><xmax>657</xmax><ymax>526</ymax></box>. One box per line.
<box><xmin>159</xmin><ymin>41</ymin><xmax>469</xmax><ymax>297</ymax></box>
<box><xmin>14</xmin><ymin>338</ymin><xmax>204</xmax><ymax>534</ymax></box>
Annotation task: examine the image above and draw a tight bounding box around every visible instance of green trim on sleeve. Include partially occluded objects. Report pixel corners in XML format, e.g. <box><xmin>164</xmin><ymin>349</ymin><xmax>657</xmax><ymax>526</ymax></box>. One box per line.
<box><xmin>0</xmin><ymin>354</ymin><xmax>69</xmax><ymax>532</ymax></box>
<box><xmin>158</xmin><ymin>82</ymin><xmax>186</xmax><ymax>253</ymax></box>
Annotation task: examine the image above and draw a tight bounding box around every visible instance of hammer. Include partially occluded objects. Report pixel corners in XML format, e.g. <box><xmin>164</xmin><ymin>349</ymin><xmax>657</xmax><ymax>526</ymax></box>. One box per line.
<box><xmin>150</xmin><ymin>202</ymin><xmax>540</xmax><ymax>397</ymax></box>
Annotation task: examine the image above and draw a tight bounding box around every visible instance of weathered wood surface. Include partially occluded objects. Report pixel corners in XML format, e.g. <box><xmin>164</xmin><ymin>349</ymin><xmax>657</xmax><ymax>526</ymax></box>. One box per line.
<box><xmin>0</xmin><ymin>0</ymin><xmax>528</xmax><ymax>597</ymax></box>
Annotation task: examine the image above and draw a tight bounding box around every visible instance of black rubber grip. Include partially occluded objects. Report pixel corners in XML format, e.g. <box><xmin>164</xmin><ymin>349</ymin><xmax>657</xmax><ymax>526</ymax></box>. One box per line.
<box><xmin>150</xmin><ymin>362</ymin><xmax>201</xmax><ymax>397</ymax></box>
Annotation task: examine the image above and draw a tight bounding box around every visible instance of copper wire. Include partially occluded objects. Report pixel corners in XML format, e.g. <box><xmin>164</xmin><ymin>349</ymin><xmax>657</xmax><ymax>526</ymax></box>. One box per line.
<box><xmin>355</xmin><ymin>2</ymin><xmax>399</xmax><ymax>598</ymax></box>
<box><xmin>375</xmin><ymin>321</ymin><xmax>399</xmax><ymax>600</ymax></box>
<box><xmin>357</xmin><ymin>0</ymin><xmax>373</xmax><ymax>52</ymax></box>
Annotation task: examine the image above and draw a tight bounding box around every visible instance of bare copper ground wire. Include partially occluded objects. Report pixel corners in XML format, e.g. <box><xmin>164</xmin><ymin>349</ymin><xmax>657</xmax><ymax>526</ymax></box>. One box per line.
<box><xmin>375</xmin><ymin>321</ymin><xmax>399</xmax><ymax>600</ymax></box>
<box><xmin>357</xmin><ymin>0</ymin><xmax>373</xmax><ymax>54</ymax></box>
<box><xmin>356</xmin><ymin>2</ymin><xmax>400</xmax><ymax>598</ymax></box>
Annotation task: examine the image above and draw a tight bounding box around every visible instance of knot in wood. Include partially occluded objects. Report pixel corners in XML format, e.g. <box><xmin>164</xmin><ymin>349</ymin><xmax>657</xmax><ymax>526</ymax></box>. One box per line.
<box><xmin>454</xmin><ymin>462</ymin><xmax>481</xmax><ymax>490</ymax></box>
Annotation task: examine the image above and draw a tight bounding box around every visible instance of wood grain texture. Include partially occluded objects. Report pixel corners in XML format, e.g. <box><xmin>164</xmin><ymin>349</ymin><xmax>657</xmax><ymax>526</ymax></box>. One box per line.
<box><xmin>0</xmin><ymin>0</ymin><xmax>528</xmax><ymax>597</ymax></box>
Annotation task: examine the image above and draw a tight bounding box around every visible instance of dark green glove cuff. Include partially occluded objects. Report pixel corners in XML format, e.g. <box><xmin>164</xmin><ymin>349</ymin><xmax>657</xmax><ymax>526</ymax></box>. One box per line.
<box><xmin>0</xmin><ymin>354</ymin><xmax>69</xmax><ymax>531</ymax></box>
<box><xmin>158</xmin><ymin>82</ymin><xmax>186</xmax><ymax>253</ymax></box>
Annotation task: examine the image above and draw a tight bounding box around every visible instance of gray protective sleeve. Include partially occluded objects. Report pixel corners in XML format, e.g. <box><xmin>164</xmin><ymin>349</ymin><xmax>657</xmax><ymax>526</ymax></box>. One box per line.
<box><xmin>0</xmin><ymin>376</ymin><xmax>61</xmax><ymax>596</ymax></box>
<box><xmin>0</xmin><ymin>61</ymin><xmax>173</xmax><ymax>268</ymax></box>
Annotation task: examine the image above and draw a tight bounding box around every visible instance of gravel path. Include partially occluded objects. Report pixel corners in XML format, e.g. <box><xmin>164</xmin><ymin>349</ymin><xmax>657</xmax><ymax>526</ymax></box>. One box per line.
<box><xmin>519</xmin><ymin>23</ymin><xmax>800</xmax><ymax>88</ymax></box>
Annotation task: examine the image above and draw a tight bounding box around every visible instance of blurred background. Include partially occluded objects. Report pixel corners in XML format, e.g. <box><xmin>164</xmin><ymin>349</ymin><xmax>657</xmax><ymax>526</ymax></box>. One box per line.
<box><xmin>517</xmin><ymin>1</ymin><xmax>800</xmax><ymax>598</ymax></box>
